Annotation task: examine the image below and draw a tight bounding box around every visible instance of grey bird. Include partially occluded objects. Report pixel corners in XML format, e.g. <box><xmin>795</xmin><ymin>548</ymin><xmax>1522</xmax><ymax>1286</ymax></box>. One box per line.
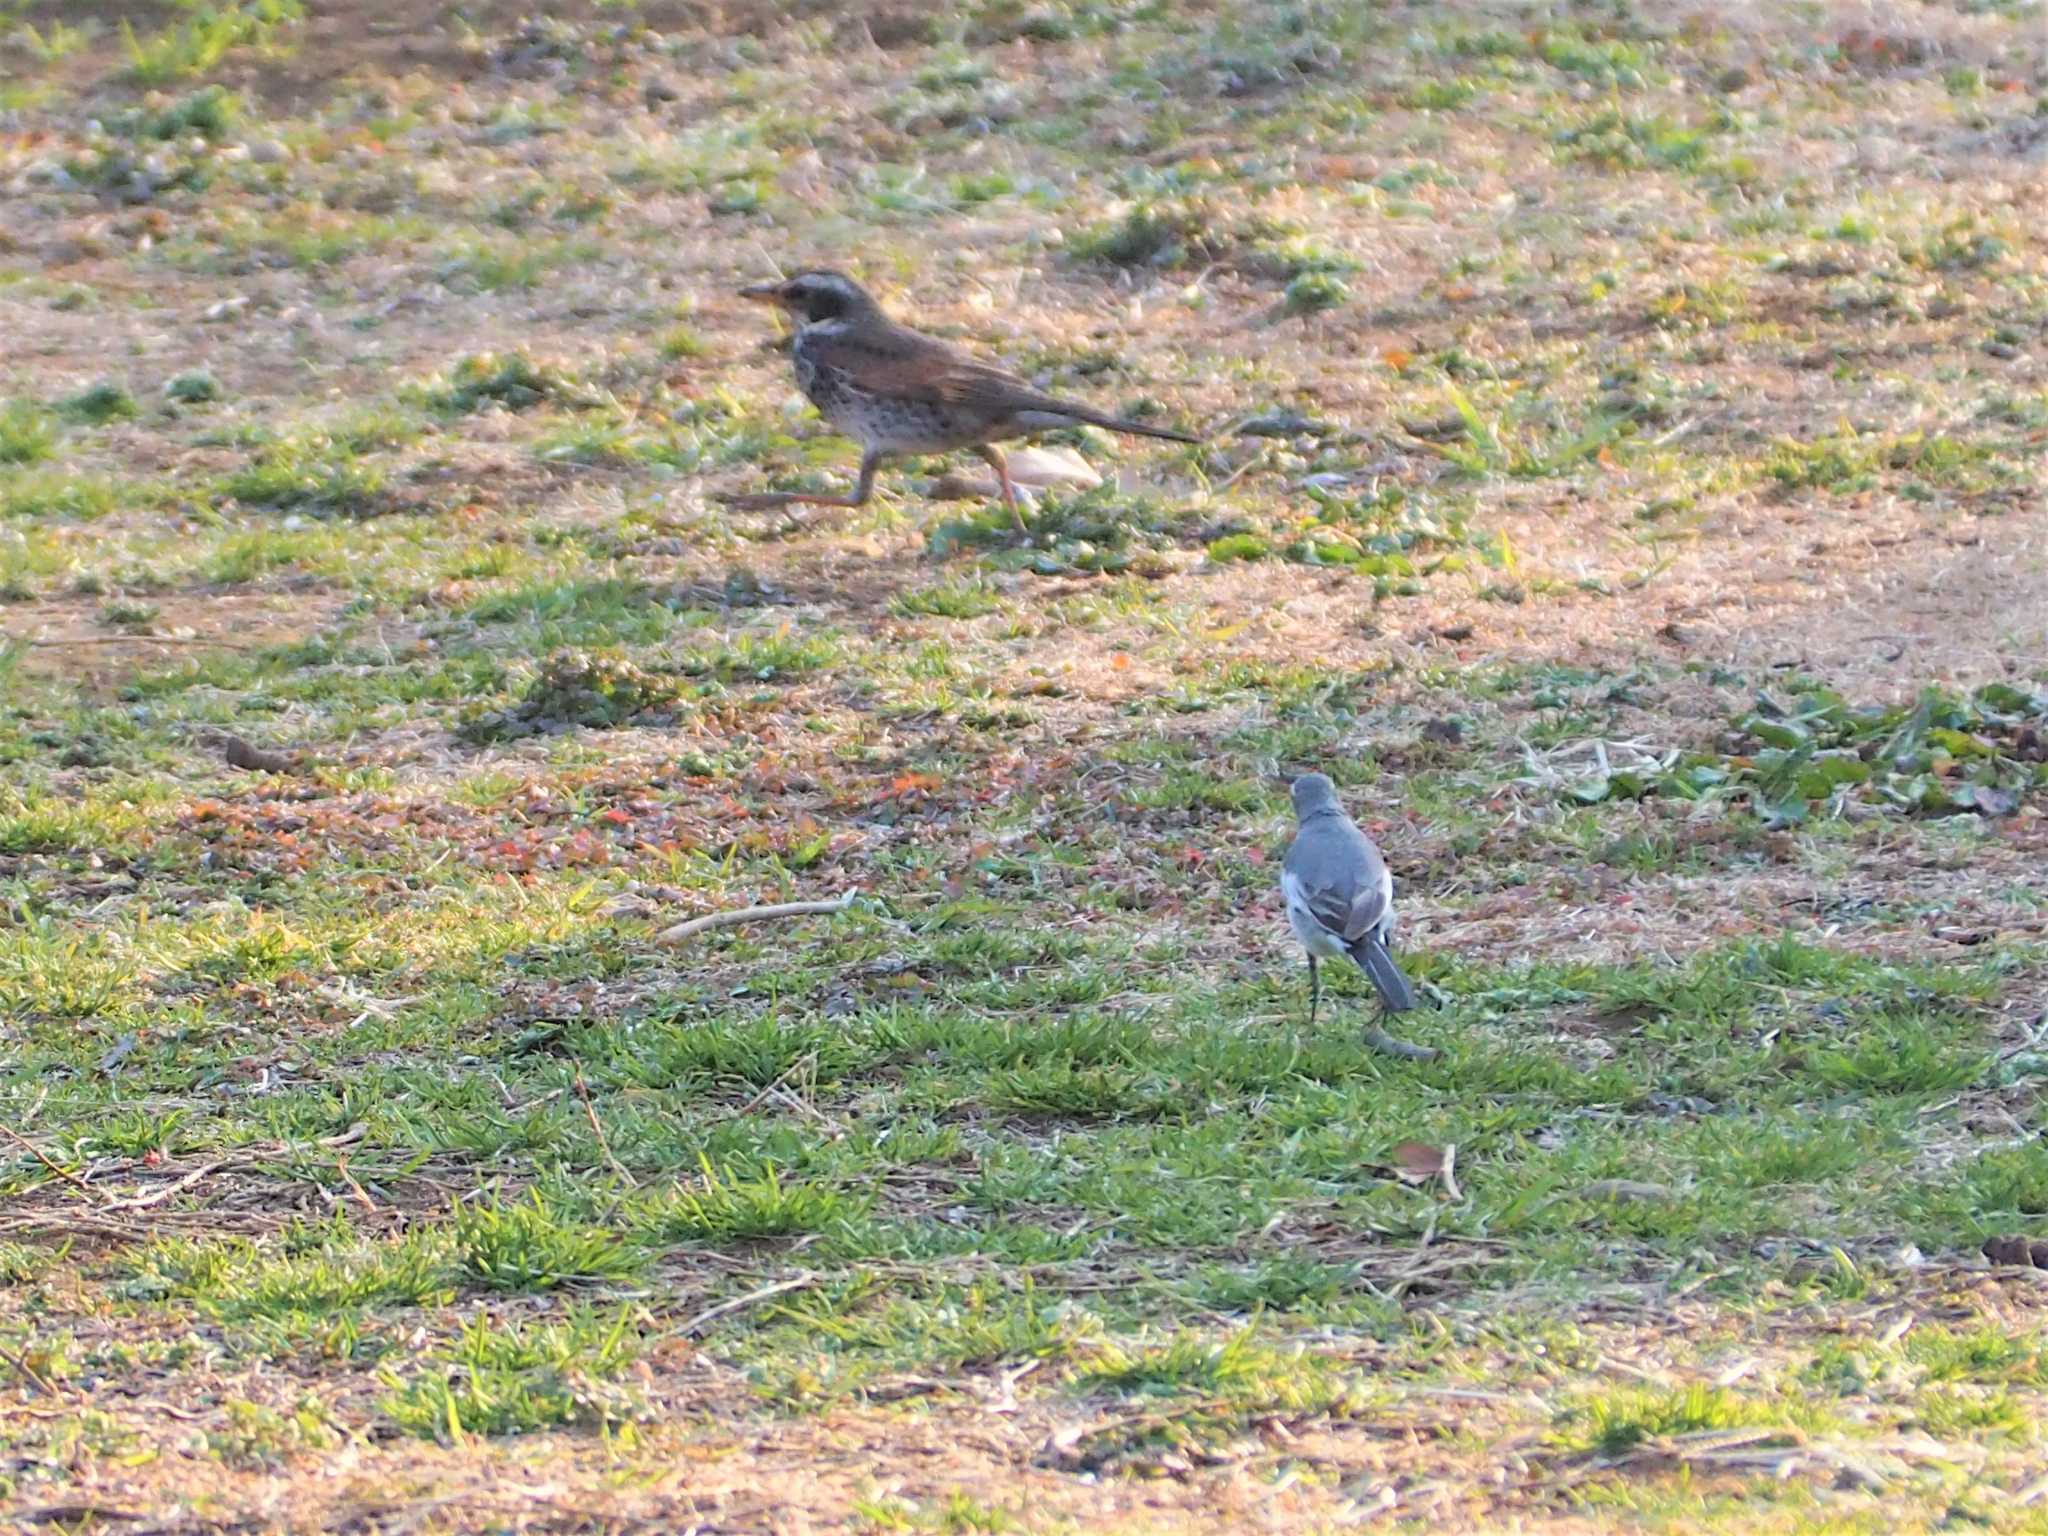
<box><xmin>1282</xmin><ymin>773</ymin><xmax>1437</xmax><ymax>1061</ymax></box>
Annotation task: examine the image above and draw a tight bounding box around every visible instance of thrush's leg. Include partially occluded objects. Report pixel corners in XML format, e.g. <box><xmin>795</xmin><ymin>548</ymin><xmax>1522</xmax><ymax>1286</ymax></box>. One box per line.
<box><xmin>721</xmin><ymin>451</ymin><xmax>880</xmax><ymax>513</ymax></box>
<box><xmin>974</xmin><ymin>444</ymin><xmax>1028</xmax><ymax>533</ymax></box>
<box><xmin>1306</xmin><ymin>954</ymin><xmax>1320</xmax><ymax>1028</ymax></box>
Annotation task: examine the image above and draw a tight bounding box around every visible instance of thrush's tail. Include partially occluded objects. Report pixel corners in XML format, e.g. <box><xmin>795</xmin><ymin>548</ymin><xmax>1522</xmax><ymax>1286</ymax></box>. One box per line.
<box><xmin>1060</xmin><ymin>406</ymin><xmax>1202</xmax><ymax>444</ymax></box>
<box><xmin>1351</xmin><ymin>933</ymin><xmax>1417</xmax><ymax>1013</ymax></box>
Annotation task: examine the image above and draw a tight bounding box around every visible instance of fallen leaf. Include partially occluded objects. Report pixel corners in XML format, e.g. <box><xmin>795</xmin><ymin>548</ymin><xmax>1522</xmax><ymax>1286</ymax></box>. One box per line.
<box><xmin>1389</xmin><ymin>1141</ymin><xmax>1462</xmax><ymax>1198</ymax></box>
<box><xmin>931</xmin><ymin>445</ymin><xmax>1103</xmax><ymax>502</ymax></box>
<box><xmin>1390</xmin><ymin>1141</ymin><xmax>1443</xmax><ymax>1182</ymax></box>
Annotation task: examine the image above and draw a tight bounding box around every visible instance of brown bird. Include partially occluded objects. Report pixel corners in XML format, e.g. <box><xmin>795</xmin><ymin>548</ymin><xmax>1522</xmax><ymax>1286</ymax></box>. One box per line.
<box><xmin>728</xmin><ymin>271</ymin><xmax>1198</xmax><ymax>526</ymax></box>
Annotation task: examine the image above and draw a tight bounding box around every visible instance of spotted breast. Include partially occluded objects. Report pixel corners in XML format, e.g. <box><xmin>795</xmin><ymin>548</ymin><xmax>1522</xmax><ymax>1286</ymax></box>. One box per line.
<box><xmin>792</xmin><ymin>324</ymin><xmax>966</xmax><ymax>456</ymax></box>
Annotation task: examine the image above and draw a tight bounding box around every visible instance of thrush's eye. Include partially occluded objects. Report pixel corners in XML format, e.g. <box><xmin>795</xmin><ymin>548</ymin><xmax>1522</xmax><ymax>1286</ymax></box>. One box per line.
<box><xmin>793</xmin><ymin>281</ymin><xmax>842</xmax><ymax>319</ymax></box>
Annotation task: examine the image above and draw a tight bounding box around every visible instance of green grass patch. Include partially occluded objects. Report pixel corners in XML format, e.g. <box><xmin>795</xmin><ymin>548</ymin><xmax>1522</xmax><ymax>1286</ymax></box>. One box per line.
<box><xmin>122</xmin><ymin>0</ymin><xmax>304</xmax><ymax>85</ymax></box>
<box><xmin>381</xmin><ymin>1306</ymin><xmax>646</xmax><ymax>1440</ymax></box>
<box><xmin>453</xmin><ymin>1192</ymin><xmax>648</xmax><ymax>1294</ymax></box>
<box><xmin>57</xmin><ymin>382</ymin><xmax>140</xmax><ymax>426</ymax></box>
<box><xmin>458</xmin><ymin>649</ymin><xmax>688</xmax><ymax>742</ymax></box>
<box><xmin>0</xmin><ymin>401</ymin><xmax>56</xmax><ymax>465</ymax></box>
<box><xmin>217</xmin><ymin>434</ymin><xmax>393</xmax><ymax>518</ymax></box>
<box><xmin>634</xmin><ymin>1162</ymin><xmax>863</xmax><ymax>1245</ymax></box>
<box><xmin>418</xmin><ymin>352</ymin><xmax>587</xmax><ymax>415</ymax></box>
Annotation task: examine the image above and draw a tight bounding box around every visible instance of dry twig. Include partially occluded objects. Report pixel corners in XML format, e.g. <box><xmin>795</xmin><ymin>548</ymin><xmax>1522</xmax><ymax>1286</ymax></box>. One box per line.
<box><xmin>0</xmin><ymin>1123</ymin><xmax>93</xmax><ymax>1196</ymax></box>
<box><xmin>676</xmin><ymin>1273</ymin><xmax>818</xmax><ymax>1336</ymax></box>
<box><xmin>0</xmin><ymin>1339</ymin><xmax>59</xmax><ymax>1396</ymax></box>
<box><xmin>99</xmin><ymin>1158</ymin><xmax>232</xmax><ymax>1214</ymax></box>
<box><xmin>576</xmin><ymin>1072</ymin><xmax>638</xmax><ymax>1189</ymax></box>
<box><xmin>656</xmin><ymin>890</ymin><xmax>857</xmax><ymax>945</ymax></box>
<box><xmin>23</xmin><ymin>635</ymin><xmax>252</xmax><ymax>651</ymax></box>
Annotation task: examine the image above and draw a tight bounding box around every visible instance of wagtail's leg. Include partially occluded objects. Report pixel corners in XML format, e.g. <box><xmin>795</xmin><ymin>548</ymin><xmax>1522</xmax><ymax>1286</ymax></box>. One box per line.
<box><xmin>1306</xmin><ymin>953</ymin><xmax>1320</xmax><ymax>1028</ymax></box>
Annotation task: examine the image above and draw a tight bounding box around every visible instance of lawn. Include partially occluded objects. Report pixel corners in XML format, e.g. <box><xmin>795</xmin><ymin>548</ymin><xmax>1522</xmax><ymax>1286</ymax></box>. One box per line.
<box><xmin>2</xmin><ymin>1</ymin><xmax>2047</xmax><ymax>1531</ymax></box>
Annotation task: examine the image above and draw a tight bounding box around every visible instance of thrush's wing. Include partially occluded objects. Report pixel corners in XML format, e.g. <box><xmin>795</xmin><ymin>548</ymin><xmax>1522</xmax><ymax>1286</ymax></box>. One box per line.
<box><xmin>800</xmin><ymin>320</ymin><xmax>1047</xmax><ymax>410</ymax></box>
<box><xmin>802</xmin><ymin>320</ymin><xmax>1201</xmax><ymax>442</ymax></box>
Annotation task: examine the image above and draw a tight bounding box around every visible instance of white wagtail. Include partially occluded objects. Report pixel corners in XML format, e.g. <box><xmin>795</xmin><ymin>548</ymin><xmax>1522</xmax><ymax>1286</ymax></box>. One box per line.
<box><xmin>1282</xmin><ymin>773</ymin><xmax>1437</xmax><ymax>1061</ymax></box>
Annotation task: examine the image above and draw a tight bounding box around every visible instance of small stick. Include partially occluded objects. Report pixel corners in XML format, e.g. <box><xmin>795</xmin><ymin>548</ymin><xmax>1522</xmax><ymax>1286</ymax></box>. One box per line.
<box><xmin>100</xmin><ymin>1158</ymin><xmax>230</xmax><ymax>1213</ymax></box>
<box><xmin>334</xmin><ymin>1154</ymin><xmax>378</xmax><ymax>1214</ymax></box>
<box><xmin>575</xmin><ymin>1073</ymin><xmax>637</xmax><ymax>1189</ymax></box>
<box><xmin>0</xmin><ymin>1123</ymin><xmax>94</xmax><ymax>1196</ymax></box>
<box><xmin>676</xmin><ymin>1273</ymin><xmax>817</xmax><ymax>1337</ymax></box>
<box><xmin>25</xmin><ymin>635</ymin><xmax>254</xmax><ymax>651</ymax></box>
<box><xmin>1207</xmin><ymin>444</ymin><xmax>1270</xmax><ymax>497</ymax></box>
<box><xmin>0</xmin><ymin>1339</ymin><xmax>57</xmax><ymax>1396</ymax></box>
<box><xmin>655</xmin><ymin>890</ymin><xmax>856</xmax><ymax>946</ymax></box>
<box><xmin>1438</xmin><ymin>1142</ymin><xmax>1462</xmax><ymax>1203</ymax></box>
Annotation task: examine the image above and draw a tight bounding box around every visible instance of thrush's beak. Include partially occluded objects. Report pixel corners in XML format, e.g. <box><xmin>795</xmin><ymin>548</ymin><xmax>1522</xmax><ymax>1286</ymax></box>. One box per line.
<box><xmin>738</xmin><ymin>282</ymin><xmax>785</xmax><ymax>304</ymax></box>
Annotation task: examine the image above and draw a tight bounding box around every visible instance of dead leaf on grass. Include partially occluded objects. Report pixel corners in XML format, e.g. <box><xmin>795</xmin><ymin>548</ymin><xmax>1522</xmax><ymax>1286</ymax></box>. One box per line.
<box><xmin>1388</xmin><ymin>1141</ymin><xmax>1462</xmax><ymax>1201</ymax></box>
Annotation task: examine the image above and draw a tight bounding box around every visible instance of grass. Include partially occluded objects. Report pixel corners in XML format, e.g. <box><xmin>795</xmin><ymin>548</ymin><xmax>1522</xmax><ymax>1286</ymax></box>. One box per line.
<box><xmin>0</xmin><ymin>470</ymin><xmax>130</xmax><ymax>520</ymax></box>
<box><xmin>418</xmin><ymin>352</ymin><xmax>583</xmax><ymax>415</ymax></box>
<box><xmin>635</xmin><ymin>1161</ymin><xmax>861</xmax><ymax>1243</ymax></box>
<box><xmin>113</xmin><ymin>84</ymin><xmax>242</xmax><ymax>141</ymax></box>
<box><xmin>57</xmin><ymin>382</ymin><xmax>140</xmax><ymax>426</ymax></box>
<box><xmin>3</xmin><ymin>0</ymin><xmax>2047</xmax><ymax>1529</ymax></box>
<box><xmin>120</xmin><ymin>0</ymin><xmax>303</xmax><ymax>85</ymax></box>
<box><xmin>0</xmin><ymin>401</ymin><xmax>56</xmax><ymax>465</ymax></box>
<box><xmin>164</xmin><ymin>370</ymin><xmax>222</xmax><ymax>405</ymax></box>
<box><xmin>381</xmin><ymin>1306</ymin><xmax>646</xmax><ymax>1440</ymax></box>
<box><xmin>452</xmin><ymin>1193</ymin><xmax>648</xmax><ymax>1293</ymax></box>
<box><xmin>216</xmin><ymin>434</ymin><xmax>393</xmax><ymax>517</ymax></box>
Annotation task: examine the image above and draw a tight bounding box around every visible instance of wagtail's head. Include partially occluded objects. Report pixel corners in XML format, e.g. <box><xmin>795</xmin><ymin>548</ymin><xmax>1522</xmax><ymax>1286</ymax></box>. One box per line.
<box><xmin>1290</xmin><ymin>773</ymin><xmax>1341</xmax><ymax>820</ymax></box>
